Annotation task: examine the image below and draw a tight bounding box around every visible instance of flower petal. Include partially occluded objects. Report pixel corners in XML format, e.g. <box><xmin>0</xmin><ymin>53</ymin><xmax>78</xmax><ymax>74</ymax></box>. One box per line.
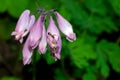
<box><xmin>22</xmin><ymin>38</ymin><xmax>33</xmax><ymax>65</ymax></box>
<box><xmin>38</xmin><ymin>25</ymin><xmax>47</xmax><ymax>54</ymax></box>
<box><xmin>54</xmin><ymin>12</ymin><xmax>76</xmax><ymax>42</ymax></box>
<box><xmin>22</xmin><ymin>15</ymin><xmax>35</xmax><ymax>37</ymax></box>
<box><xmin>29</xmin><ymin>15</ymin><xmax>45</xmax><ymax>49</ymax></box>
<box><xmin>11</xmin><ymin>10</ymin><xmax>35</xmax><ymax>43</ymax></box>
<box><xmin>47</xmin><ymin>16</ymin><xmax>62</xmax><ymax>59</ymax></box>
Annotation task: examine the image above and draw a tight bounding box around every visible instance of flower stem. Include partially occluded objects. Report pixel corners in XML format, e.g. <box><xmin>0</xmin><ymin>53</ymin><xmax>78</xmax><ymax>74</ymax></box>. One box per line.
<box><xmin>32</xmin><ymin>51</ymin><xmax>36</xmax><ymax>80</ymax></box>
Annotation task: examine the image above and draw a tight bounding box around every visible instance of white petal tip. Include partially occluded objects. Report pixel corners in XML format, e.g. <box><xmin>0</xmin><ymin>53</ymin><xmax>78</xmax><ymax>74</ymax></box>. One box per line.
<box><xmin>23</xmin><ymin>57</ymin><xmax>31</xmax><ymax>65</ymax></box>
<box><xmin>66</xmin><ymin>33</ymin><xmax>76</xmax><ymax>42</ymax></box>
<box><xmin>38</xmin><ymin>48</ymin><xmax>47</xmax><ymax>54</ymax></box>
<box><xmin>19</xmin><ymin>38</ymin><xmax>23</xmax><ymax>43</ymax></box>
<box><xmin>55</xmin><ymin>54</ymin><xmax>61</xmax><ymax>59</ymax></box>
<box><xmin>11</xmin><ymin>32</ymin><xmax>16</xmax><ymax>36</ymax></box>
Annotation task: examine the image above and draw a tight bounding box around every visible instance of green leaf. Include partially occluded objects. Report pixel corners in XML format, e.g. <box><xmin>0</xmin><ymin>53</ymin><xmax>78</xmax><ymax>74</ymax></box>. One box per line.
<box><xmin>0</xmin><ymin>0</ymin><xmax>7</xmax><ymax>13</ymax></box>
<box><xmin>54</xmin><ymin>68</ymin><xmax>69</xmax><ymax>80</ymax></box>
<box><xmin>108</xmin><ymin>45</ymin><xmax>120</xmax><ymax>72</ymax></box>
<box><xmin>35</xmin><ymin>51</ymin><xmax>41</xmax><ymax>62</ymax></box>
<box><xmin>1</xmin><ymin>77</ymin><xmax>20</xmax><ymax>80</ymax></box>
<box><xmin>102</xmin><ymin>18</ymin><xmax>118</xmax><ymax>32</ymax></box>
<box><xmin>101</xmin><ymin>63</ymin><xmax>109</xmax><ymax>77</ymax></box>
<box><xmin>84</xmin><ymin>0</ymin><xmax>107</xmax><ymax>15</ymax></box>
<box><xmin>8</xmin><ymin>0</ymin><xmax>28</xmax><ymax>18</ymax></box>
<box><xmin>108</xmin><ymin>0</ymin><xmax>120</xmax><ymax>16</ymax></box>
<box><xmin>60</xmin><ymin>0</ymin><xmax>89</xmax><ymax>26</ymax></box>
<box><xmin>44</xmin><ymin>51</ymin><xmax>56</xmax><ymax>65</ymax></box>
<box><xmin>96</xmin><ymin>46</ymin><xmax>109</xmax><ymax>77</ymax></box>
<box><xmin>97</xmin><ymin>40</ymin><xmax>120</xmax><ymax>73</ymax></box>
<box><xmin>83</xmin><ymin>72</ymin><xmax>96</xmax><ymax>80</ymax></box>
<box><xmin>84</xmin><ymin>16</ymin><xmax>117</xmax><ymax>34</ymax></box>
<box><xmin>83</xmin><ymin>34</ymin><xmax>96</xmax><ymax>45</ymax></box>
<box><xmin>69</xmin><ymin>38</ymin><xmax>96</xmax><ymax>68</ymax></box>
<box><xmin>60</xmin><ymin>44</ymin><xmax>70</xmax><ymax>59</ymax></box>
<box><xmin>59</xmin><ymin>5</ymin><xmax>72</xmax><ymax>21</ymax></box>
<box><xmin>27</xmin><ymin>0</ymin><xmax>37</xmax><ymax>12</ymax></box>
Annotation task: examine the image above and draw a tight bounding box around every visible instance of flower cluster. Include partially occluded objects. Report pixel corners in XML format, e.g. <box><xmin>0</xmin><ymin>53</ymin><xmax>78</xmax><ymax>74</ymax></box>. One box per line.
<box><xmin>11</xmin><ymin>9</ymin><xmax>76</xmax><ymax>65</ymax></box>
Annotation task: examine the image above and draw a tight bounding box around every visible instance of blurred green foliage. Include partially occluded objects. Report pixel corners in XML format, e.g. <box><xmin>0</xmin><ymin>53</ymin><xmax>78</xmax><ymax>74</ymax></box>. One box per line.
<box><xmin>0</xmin><ymin>0</ymin><xmax>120</xmax><ymax>80</ymax></box>
<box><xmin>1</xmin><ymin>77</ymin><xmax>20</xmax><ymax>80</ymax></box>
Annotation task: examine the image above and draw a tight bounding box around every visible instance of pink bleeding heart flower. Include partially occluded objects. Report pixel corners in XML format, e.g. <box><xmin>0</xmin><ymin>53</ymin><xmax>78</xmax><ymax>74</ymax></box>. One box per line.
<box><xmin>38</xmin><ymin>25</ymin><xmax>47</xmax><ymax>54</ymax></box>
<box><xmin>47</xmin><ymin>16</ymin><xmax>62</xmax><ymax>60</ymax></box>
<box><xmin>11</xmin><ymin>10</ymin><xmax>35</xmax><ymax>43</ymax></box>
<box><xmin>28</xmin><ymin>15</ymin><xmax>45</xmax><ymax>49</ymax></box>
<box><xmin>22</xmin><ymin>14</ymin><xmax>45</xmax><ymax>65</ymax></box>
<box><xmin>22</xmin><ymin>37</ymin><xmax>33</xmax><ymax>65</ymax></box>
<box><xmin>54</xmin><ymin>12</ymin><xmax>76</xmax><ymax>42</ymax></box>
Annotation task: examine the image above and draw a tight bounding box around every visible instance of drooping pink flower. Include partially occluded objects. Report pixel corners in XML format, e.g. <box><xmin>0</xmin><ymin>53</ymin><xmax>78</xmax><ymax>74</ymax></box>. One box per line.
<box><xmin>54</xmin><ymin>12</ymin><xmax>76</xmax><ymax>42</ymax></box>
<box><xmin>22</xmin><ymin>14</ymin><xmax>46</xmax><ymax>65</ymax></box>
<box><xmin>22</xmin><ymin>37</ymin><xmax>33</xmax><ymax>65</ymax></box>
<box><xmin>11</xmin><ymin>10</ymin><xmax>35</xmax><ymax>43</ymax></box>
<box><xmin>28</xmin><ymin>15</ymin><xmax>45</xmax><ymax>49</ymax></box>
<box><xmin>47</xmin><ymin>16</ymin><xmax>62</xmax><ymax>59</ymax></box>
<box><xmin>38</xmin><ymin>25</ymin><xmax>47</xmax><ymax>54</ymax></box>
<box><xmin>12</xmin><ymin>9</ymin><xmax>77</xmax><ymax>65</ymax></box>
